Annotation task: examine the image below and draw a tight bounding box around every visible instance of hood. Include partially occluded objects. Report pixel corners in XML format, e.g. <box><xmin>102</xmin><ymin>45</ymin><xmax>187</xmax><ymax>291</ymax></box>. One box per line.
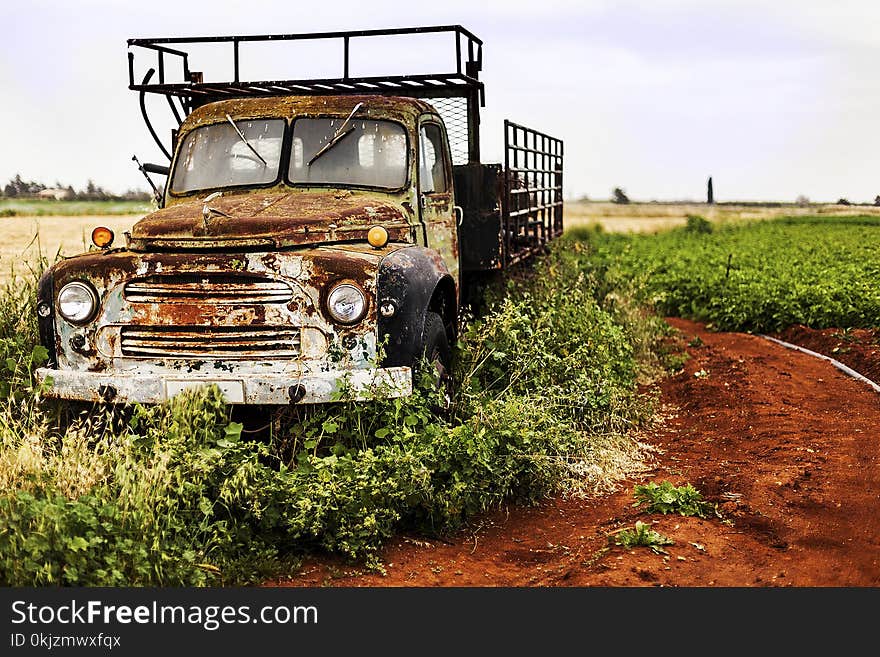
<box><xmin>127</xmin><ymin>191</ymin><xmax>413</xmax><ymax>251</ymax></box>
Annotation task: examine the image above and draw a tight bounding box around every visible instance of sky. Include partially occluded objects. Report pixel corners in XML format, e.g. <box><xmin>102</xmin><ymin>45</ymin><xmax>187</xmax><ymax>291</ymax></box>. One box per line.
<box><xmin>3</xmin><ymin>0</ymin><xmax>880</xmax><ymax>202</ymax></box>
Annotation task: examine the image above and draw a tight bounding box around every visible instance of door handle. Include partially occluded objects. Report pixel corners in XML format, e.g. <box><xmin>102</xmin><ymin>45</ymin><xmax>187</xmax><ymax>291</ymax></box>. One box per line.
<box><xmin>454</xmin><ymin>205</ymin><xmax>463</xmax><ymax>226</ymax></box>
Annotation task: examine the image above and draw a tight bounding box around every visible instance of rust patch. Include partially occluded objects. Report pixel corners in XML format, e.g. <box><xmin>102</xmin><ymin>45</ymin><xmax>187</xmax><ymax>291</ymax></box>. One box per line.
<box><xmin>130</xmin><ymin>190</ymin><xmax>413</xmax><ymax>251</ymax></box>
<box><xmin>308</xmin><ymin>249</ymin><xmax>376</xmax><ymax>283</ymax></box>
<box><xmin>47</xmin><ymin>245</ymin><xmax>388</xmax><ymax>375</ymax></box>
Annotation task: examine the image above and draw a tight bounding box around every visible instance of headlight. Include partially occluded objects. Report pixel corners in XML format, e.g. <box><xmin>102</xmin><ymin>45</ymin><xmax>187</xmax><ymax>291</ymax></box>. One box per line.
<box><xmin>58</xmin><ymin>281</ymin><xmax>98</xmax><ymax>324</ymax></box>
<box><xmin>326</xmin><ymin>282</ymin><xmax>366</xmax><ymax>324</ymax></box>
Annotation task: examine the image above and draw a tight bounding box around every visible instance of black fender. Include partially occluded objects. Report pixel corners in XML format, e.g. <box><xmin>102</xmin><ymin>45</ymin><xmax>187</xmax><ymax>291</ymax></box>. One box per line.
<box><xmin>377</xmin><ymin>246</ymin><xmax>457</xmax><ymax>368</ymax></box>
<box><xmin>36</xmin><ymin>267</ymin><xmax>57</xmax><ymax>368</ymax></box>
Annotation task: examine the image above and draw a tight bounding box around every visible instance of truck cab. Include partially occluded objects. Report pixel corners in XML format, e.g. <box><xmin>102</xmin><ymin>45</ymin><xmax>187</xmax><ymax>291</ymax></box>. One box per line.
<box><xmin>35</xmin><ymin>26</ymin><xmax>562</xmax><ymax>406</ymax></box>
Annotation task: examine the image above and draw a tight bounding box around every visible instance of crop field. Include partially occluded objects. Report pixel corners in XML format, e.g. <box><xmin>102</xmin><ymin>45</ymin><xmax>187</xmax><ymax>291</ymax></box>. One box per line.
<box><xmin>576</xmin><ymin>214</ymin><xmax>880</xmax><ymax>331</ymax></box>
<box><xmin>563</xmin><ymin>200</ymin><xmax>880</xmax><ymax>234</ymax></box>
<box><xmin>1</xmin><ymin>207</ymin><xmax>878</xmax><ymax>586</ymax></box>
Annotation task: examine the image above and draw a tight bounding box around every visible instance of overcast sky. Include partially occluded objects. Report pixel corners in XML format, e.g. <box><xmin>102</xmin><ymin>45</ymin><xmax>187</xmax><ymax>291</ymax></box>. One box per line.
<box><xmin>3</xmin><ymin>0</ymin><xmax>880</xmax><ymax>202</ymax></box>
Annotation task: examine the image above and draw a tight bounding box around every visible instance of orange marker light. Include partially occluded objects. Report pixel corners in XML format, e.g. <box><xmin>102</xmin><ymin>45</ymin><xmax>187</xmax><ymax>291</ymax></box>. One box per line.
<box><xmin>367</xmin><ymin>225</ymin><xmax>389</xmax><ymax>248</ymax></box>
<box><xmin>91</xmin><ymin>226</ymin><xmax>115</xmax><ymax>249</ymax></box>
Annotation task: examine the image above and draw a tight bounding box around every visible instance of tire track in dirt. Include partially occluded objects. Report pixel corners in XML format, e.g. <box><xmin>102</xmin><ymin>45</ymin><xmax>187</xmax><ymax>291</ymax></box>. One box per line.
<box><xmin>273</xmin><ymin>318</ymin><xmax>880</xmax><ymax>587</ymax></box>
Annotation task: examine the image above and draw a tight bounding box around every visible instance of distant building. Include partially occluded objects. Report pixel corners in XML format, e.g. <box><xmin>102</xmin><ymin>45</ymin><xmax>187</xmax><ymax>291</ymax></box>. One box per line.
<box><xmin>38</xmin><ymin>188</ymin><xmax>73</xmax><ymax>200</ymax></box>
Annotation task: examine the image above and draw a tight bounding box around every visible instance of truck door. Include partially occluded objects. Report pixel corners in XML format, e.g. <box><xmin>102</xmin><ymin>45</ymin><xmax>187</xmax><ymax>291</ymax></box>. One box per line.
<box><xmin>417</xmin><ymin>119</ymin><xmax>459</xmax><ymax>286</ymax></box>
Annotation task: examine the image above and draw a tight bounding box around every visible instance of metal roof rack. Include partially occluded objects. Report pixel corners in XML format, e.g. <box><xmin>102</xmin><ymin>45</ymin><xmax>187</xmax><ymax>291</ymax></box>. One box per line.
<box><xmin>127</xmin><ymin>25</ymin><xmax>485</xmax><ymax>163</ymax></box>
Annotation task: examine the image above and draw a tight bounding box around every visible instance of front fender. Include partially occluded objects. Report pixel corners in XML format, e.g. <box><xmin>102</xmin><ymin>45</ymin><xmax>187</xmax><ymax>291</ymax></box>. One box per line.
<box><xmin>377</xmin><ymin>246</ymin><xmax>453</xmax><ymax>367</ymax></box>
<box><xmin>37</xmin><ymin>268</ymin><xmax>57</xmax><ymax>368</ymax></box>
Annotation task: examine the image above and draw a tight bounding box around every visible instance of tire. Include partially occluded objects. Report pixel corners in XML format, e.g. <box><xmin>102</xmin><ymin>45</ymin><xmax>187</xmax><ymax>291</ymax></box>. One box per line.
<box><xmin>416</xmin><ymin>311</ymin><xmax>452</xmax><ymax>404</ymax></box>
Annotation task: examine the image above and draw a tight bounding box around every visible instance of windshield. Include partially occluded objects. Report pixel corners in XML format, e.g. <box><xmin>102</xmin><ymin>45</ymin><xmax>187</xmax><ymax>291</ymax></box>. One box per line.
<box><xmin>171</xmin><ymin>119</ymin><xmax>285</xmax><ymax>193</ymax></box>
<box><xmin>289</xmin><ymin>118</ymin><xmax>407</xmax><ymax>189</ymax></box>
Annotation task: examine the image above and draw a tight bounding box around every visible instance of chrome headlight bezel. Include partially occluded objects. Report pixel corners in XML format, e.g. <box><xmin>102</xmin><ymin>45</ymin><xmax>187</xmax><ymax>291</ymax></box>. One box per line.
<box><xmin>57</xmin><ymin>281</ymin><xmax>99</xmax><ymax>325</ymax></box>
<box><xmin>325</xmin><ymin>282</ymin><xmax>367</xmax><ymax>325</ymax></box>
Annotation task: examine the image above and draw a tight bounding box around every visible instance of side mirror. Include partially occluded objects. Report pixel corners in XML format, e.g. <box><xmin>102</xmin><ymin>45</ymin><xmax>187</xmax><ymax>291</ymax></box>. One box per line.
<box><xmin>142</xmin><ymin>163</ymin><xmax>170</xmax><ymax>176</ymax></box>
<box><xmin>132</xmin><ymin>155</ymin><xmax>169</xmax><ymax>207</ymax></box>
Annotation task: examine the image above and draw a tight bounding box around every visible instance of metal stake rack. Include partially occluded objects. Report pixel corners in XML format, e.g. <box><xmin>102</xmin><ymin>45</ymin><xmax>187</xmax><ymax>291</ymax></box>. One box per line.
<box><xmin>127</xmin><ymin>25</ymin><xmax>484</xmax><ymax>165</ymax></box>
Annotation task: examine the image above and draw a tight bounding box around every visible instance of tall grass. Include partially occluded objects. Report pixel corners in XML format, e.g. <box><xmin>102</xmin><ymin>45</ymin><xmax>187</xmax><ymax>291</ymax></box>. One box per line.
<box><xmin>0</xmin><ymin>236</ymin><xmax>666</xmax><ymax>585</ymax></box>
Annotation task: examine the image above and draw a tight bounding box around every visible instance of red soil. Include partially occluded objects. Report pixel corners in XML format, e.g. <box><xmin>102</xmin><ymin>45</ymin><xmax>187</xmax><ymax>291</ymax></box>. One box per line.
<box><xmin>773</xmin><ymin>324</ymin><xmax>880</xmax><ymax>383</ymax></box>
<box><xmin>273</xmin><ymin>318</ymin><xmax>880</xmax><ymax>587</ymax></box>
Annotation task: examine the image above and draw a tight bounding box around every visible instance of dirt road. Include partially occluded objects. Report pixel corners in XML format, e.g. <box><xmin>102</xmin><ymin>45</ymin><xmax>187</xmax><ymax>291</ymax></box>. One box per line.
<box><xmin>277</xmin><ymin>318</ymin><xmax>880</xmax><ymax>587</ymax></box>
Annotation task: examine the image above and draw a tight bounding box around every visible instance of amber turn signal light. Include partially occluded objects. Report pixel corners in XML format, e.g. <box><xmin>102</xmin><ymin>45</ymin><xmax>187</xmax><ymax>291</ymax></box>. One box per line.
<box><xmin>367</xmin><ymin>225</ymin><xmax>389</xmax><ymax>248</ymax></box>
<box><xmin>91</xmin><ymin>226</ymin><xmax>114</xmax><ymax>249</ymax></box>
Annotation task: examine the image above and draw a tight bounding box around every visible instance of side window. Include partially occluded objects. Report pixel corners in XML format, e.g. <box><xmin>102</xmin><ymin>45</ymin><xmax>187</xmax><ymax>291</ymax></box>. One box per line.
<box><xmin>419</xmin><ymin>123</ymin><xmax>448</xmax><ymax>195</ymax></box>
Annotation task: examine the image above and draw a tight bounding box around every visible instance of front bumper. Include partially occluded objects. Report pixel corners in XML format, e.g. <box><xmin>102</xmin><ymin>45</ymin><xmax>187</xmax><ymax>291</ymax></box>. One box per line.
<box><xmin>34</xmin><ymin>365</ymin><xmax>412</xmax><ymax>405</ymax></box>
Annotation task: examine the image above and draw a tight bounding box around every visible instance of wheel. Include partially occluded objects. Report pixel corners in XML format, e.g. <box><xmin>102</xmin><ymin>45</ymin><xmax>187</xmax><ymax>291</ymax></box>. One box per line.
<box><xmin>417</xmin><ymin>311</ymin><xmax>452</xmax><ymax>406</ymax></box>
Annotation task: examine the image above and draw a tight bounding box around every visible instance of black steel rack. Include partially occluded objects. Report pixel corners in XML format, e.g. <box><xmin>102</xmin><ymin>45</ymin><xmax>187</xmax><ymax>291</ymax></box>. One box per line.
<box><xmin>502</xmin><ymin>120</ymin><xmax>564</xmax><ymax>267</ymax></box>
<box><xmin>127</xmin><ymin>25</ymin><xmax>484</xmax><ymax>164</ymax></box>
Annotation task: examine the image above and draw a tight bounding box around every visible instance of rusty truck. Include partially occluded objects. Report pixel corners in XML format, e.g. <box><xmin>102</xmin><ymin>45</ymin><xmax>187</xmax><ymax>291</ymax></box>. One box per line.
<box><xmin>35</xmin><ymin>25</ymin><xmax>563</xmax><ymax>406</ymax></box>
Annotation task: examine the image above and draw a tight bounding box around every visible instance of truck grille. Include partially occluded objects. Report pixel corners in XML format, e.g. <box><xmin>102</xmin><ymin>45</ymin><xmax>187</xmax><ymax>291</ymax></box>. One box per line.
<box><xmin>120</xmin><ymin>325</ymin><xmax>301</xmax><ymax>358</ymax></box>
<box><xmin>124</xmin><ymin>275</ymin><xmax>294</xmax><ymax>304</ymax></box>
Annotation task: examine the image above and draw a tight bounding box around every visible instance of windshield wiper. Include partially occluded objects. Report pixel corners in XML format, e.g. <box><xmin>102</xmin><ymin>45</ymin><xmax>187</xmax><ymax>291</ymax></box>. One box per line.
<box><xmin>225</xmin><ymin>113</ymin><xmax>268</xmax><ymax>167</ymax></box>
<box><xmin>307</xmin><ymin>102</ymin><xmax>363</xmax><ymax>166</ymax></box>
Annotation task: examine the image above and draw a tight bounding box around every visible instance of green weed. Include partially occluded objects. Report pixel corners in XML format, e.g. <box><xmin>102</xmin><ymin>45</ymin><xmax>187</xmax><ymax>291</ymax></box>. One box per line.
<box><xmin>612</xmin><ymin>521</ymin><xmax>674</xmax><ymax>554</ymax></box>
<box><xmin>633</xmin><ymin>481</ymin><xmax>716</xmax><ymax>518</ymax></box>
<box><xmin>685</xmin><ymin>214</ymin><xmax>713</xmax><ymax>234</ymax></box>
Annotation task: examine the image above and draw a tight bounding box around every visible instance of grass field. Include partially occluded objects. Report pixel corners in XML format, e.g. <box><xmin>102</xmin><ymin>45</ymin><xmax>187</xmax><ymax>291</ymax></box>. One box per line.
<box><xmin>0</xmin><ymin>215</ymin><xmax>143</xmax><ymax>281</ymax></box>
<box><xmin>0</xmin><ymin>199</ymin><xmax>152</xmax><ymax>217</ymax></box>
<box><xmin>563</xmin><ymin>200</ymin><xmax>880</xmax><ymax>233</ymax></box>
<box><xmin>5</xmin><ymin>200</ymin><xmax>880</xmax><ymax>282</ymax></box>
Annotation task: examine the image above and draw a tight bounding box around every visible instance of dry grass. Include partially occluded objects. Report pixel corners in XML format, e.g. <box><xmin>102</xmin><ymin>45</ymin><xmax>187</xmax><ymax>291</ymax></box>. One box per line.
<box><xmin>563</xmin><ymin>201</ymin><xmax>880</xmax><ymax>234</ymax></box>
<box><xmin>0</xmin><ymin>215</ymin><xmax>142</xmax><ymax>282</ymax></box>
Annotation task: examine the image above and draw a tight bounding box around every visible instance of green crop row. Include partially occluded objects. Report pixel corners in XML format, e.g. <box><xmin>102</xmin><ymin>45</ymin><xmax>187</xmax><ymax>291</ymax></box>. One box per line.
<box><xmin>573</xmin><ymin>215</ymin><xmax>880</xmax><ymax>332</ymax></box>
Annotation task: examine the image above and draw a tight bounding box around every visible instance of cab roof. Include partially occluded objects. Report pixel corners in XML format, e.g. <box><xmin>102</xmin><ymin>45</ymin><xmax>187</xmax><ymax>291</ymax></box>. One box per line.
<box><xmin>182</xmin><ymin>94</ymin><xmax>438</xmax><ymax>133</ymax></box>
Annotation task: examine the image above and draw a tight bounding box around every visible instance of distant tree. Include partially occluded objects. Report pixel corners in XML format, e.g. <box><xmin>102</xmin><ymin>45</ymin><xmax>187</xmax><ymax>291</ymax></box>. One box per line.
<box><xmin>121</xmin><ymin>188</ymin><xmax>151</xmax><ymax>201</ymax></box>
<box><xmin>612</xmin><ymin>187</ymin><xmax>630</xmax><ymax>204</ymax></box>
<box><xmin>795</xmin><ymin>195</ymin><xmax>810</xmax><ymax>207</ymax></box>
<box><xmin>78</xmin><ymin>180</ymin><xmax>112</xmax><ymax>201</ymax></box>
<box><xmin>1</xmin><ymin>175</ymin><xmax>149</xmax><ymax>202</ymax></box>
<box><xmin>3</xmin><ymin>174</ymin><xmax>45</xmax><ymax>197</ymax></box>
<box><xmin>837</xmin><ymin>198</ymin><xmax>851</xmax><ymax>206</ymax></box>
<box><xmin>874</xmin><ymin>195</ymin><xmax>880</xmax><ymax>206</ymax></box>
<box><xmin>707</xmin><ymin>176</ymin><xmax>714</xmax><ymax>204</ymax></box>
